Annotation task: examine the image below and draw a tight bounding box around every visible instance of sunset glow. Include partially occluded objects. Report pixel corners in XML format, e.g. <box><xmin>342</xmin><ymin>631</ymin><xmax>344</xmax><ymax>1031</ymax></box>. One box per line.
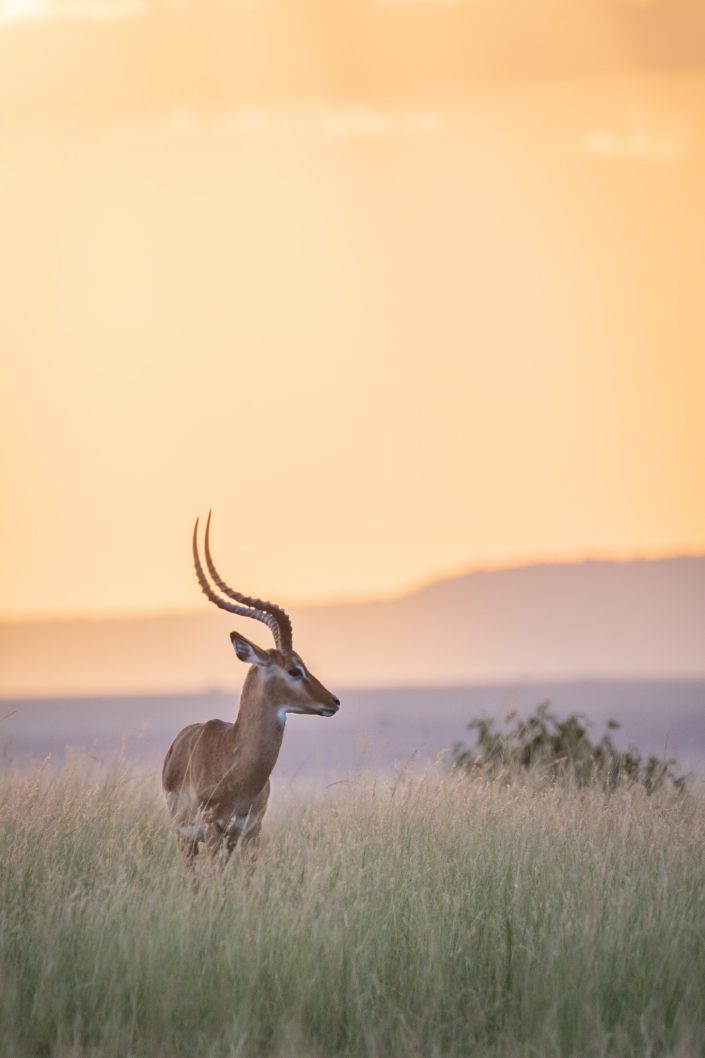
<box><xmin>1</xmin><ymin>0</ymin><xmax>704</xmax><ymax>619</ymax></box>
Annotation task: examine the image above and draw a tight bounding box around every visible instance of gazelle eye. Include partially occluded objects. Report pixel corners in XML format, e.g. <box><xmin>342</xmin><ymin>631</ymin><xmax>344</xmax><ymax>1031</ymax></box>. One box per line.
<box><xmin>287</xmin><ymin>667</ymin><xmax>304</xmax><ymax>680</ymax></box>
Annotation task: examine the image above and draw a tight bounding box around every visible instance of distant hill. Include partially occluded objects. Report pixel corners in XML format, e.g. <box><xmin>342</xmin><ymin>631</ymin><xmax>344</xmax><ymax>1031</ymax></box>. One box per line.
<box><xmin>1</xmin><ymin>557</ymin><xmax>704</xmax><ymax>696</ymax></box>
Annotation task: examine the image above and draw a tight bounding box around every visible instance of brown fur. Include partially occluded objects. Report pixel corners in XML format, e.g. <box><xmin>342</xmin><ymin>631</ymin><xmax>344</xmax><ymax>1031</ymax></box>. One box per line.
<box><xmin>162</xmin><ymin>635</ymin><xmax>339</xmax><ymax>862</ymax></box>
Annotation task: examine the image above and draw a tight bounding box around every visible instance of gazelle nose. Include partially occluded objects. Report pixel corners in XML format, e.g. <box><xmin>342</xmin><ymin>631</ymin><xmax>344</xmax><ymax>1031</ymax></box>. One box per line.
<box><xmin>331</xmin><ymin>696</ymin><xmax>340</xmax><ymax>708</ymax></box>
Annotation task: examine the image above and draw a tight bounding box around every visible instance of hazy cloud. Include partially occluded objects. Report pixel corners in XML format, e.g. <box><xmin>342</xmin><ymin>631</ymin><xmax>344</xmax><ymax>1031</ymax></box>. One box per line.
<box><xmin>577</xmin><ymin>117</ymin><xmax>689</xmax><ymax>162</ymax></box>
<box><xmin>165</xmin><ymin>106</ymin><xmax>440</xmax><ymax>139</ymax></box>
<box><xmin>0</xmin><ymin>0</ymin><xmax>145</xmax><ymax>22</ymax></box>
<box><xmin>379</xmin><ymin>0</ymin><xmax>670</xmax><ymax>5</ymax></box>
<box><xmin>318</xmin><ymin>107</ymin><xmax>438</xmax><ymax>137</ymax></box>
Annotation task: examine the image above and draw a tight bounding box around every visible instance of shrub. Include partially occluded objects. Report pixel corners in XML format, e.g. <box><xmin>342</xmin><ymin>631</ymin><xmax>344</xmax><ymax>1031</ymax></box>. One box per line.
<box><xmin>451</xmin><ymin>701</ymin><xmax>687</xmax><ymax>793</ymax></box>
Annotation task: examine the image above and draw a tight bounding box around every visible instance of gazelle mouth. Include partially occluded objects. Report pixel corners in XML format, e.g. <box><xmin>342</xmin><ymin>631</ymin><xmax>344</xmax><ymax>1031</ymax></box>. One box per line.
<box><xmin>321</xmin><ymin>707</ymin><xmax>338</xmax><ymax>718</ymax></box>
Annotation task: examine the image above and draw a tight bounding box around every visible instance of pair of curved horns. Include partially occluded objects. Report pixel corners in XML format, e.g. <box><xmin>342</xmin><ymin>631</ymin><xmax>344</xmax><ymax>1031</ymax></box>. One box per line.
<box><xmin>193</xmin><ymin>512</ymin><xmax>293</xmax><ymax>653</ymax></box>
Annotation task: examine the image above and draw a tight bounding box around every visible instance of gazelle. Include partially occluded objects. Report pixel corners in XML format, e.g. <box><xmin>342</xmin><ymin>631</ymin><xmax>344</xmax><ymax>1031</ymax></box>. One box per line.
<box><xmin>162</xmin><ymin>513</ymin><xmax>340</xmax><ymax>861</ymax></box>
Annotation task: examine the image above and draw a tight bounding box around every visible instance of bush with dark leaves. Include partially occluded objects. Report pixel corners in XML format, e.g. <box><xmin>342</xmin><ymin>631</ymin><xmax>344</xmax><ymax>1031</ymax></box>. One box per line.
<box><xmin>451</xmin><ymin>701</ymin><xmax>686</xmax><ymax>793</ymax></box>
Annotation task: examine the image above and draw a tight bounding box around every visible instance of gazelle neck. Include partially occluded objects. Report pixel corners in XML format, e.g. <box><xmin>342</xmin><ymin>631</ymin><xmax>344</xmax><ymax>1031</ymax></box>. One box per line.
<box><xmin>231</xmin><ymin>667</ymin><xmax>285</xmax><ymax>797</ymax></box>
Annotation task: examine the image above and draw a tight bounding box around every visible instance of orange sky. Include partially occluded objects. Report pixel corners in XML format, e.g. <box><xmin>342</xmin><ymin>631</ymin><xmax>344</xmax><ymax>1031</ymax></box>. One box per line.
<box><xmin>1</xmin><ymin>0</ymin><xmax>704</xmax><ymax>618</ymax></box>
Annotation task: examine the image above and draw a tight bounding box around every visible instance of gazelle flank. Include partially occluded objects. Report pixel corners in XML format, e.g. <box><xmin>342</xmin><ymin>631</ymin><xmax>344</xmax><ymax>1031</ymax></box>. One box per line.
<box><xmin>162</xmin><ymin>513</ymin><xmax>340</xmax><ymax>862</ymax></box>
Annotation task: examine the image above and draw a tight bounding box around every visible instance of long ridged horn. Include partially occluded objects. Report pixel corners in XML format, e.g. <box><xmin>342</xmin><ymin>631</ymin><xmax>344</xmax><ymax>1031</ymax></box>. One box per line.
<box><xmin>203</xmin><ymin>512</ymin><xmax>293</xmax><ymax>653</ymax></box>
<box><xmin>192</xmin><ymin>518</ymin><xmax>289</xmax><ymax>651</ymax></box>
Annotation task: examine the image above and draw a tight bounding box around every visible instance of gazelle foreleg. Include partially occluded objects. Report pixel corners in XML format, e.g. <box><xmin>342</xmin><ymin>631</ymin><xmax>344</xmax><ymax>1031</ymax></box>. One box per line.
<box><xmin>176</xmin><ymin>831</ymin><xmax>200</xmax><ymax>866</ymax></box>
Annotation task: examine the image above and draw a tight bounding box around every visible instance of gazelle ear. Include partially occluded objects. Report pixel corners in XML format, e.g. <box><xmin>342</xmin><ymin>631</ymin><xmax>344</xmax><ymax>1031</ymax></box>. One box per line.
<box><xmin>230</xmin><ymin>631</ymin><xmax>270</xmax><ymax>666</ymax></box>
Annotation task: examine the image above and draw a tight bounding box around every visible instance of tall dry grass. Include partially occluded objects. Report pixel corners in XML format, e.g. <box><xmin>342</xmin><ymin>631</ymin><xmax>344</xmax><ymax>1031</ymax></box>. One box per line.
<box><xmin>1</xmin><ymin>755</ymin><xmax>704</xmax><ymax>1058</ymax></box>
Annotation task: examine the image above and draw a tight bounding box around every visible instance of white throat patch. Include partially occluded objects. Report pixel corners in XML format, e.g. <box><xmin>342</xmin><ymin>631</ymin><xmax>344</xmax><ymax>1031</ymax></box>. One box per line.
<box><xmin>277</xmin><ymin>705</ymin><xmax>309</xmax><ymax>727</ymax></box>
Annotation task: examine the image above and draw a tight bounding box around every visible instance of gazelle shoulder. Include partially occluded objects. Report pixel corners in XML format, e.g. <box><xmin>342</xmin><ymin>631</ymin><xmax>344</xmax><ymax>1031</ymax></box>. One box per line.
<box><xmin>201</xmin><ymin>719</ymin><xmax>232</xmax><ymax>736</ymax></box>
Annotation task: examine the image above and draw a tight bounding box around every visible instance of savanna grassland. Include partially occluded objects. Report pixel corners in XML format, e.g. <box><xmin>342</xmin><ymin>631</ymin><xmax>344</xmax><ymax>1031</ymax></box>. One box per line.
<box><xmin>1</xmin><ymin>758</ymin><xmax>704</xmax><ymax>1058</ymax></box>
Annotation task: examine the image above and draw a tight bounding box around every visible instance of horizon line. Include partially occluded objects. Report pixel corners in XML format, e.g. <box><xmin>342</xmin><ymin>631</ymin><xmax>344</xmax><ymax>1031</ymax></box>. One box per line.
<box><xmin>4</xmin><ymin>671</ymin><xmax>705</xmax><ymax>703</ymax></box>
<box><xmin>2</xmin><ymin>546</ymin><xmax>704</xmax><ymax>625</ymax></box>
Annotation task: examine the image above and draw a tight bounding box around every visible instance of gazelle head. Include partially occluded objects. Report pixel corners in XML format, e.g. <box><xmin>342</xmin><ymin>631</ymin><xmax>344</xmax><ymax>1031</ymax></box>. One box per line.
<box><xmin>193</xmin><ymin>513</ymin><xmax>340</xmax><ymax>719</ymax></box>
<box><xmin>229</xmin><ymin>631</ymin><xmax>340</xmax><ymax>718</ymax></box>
